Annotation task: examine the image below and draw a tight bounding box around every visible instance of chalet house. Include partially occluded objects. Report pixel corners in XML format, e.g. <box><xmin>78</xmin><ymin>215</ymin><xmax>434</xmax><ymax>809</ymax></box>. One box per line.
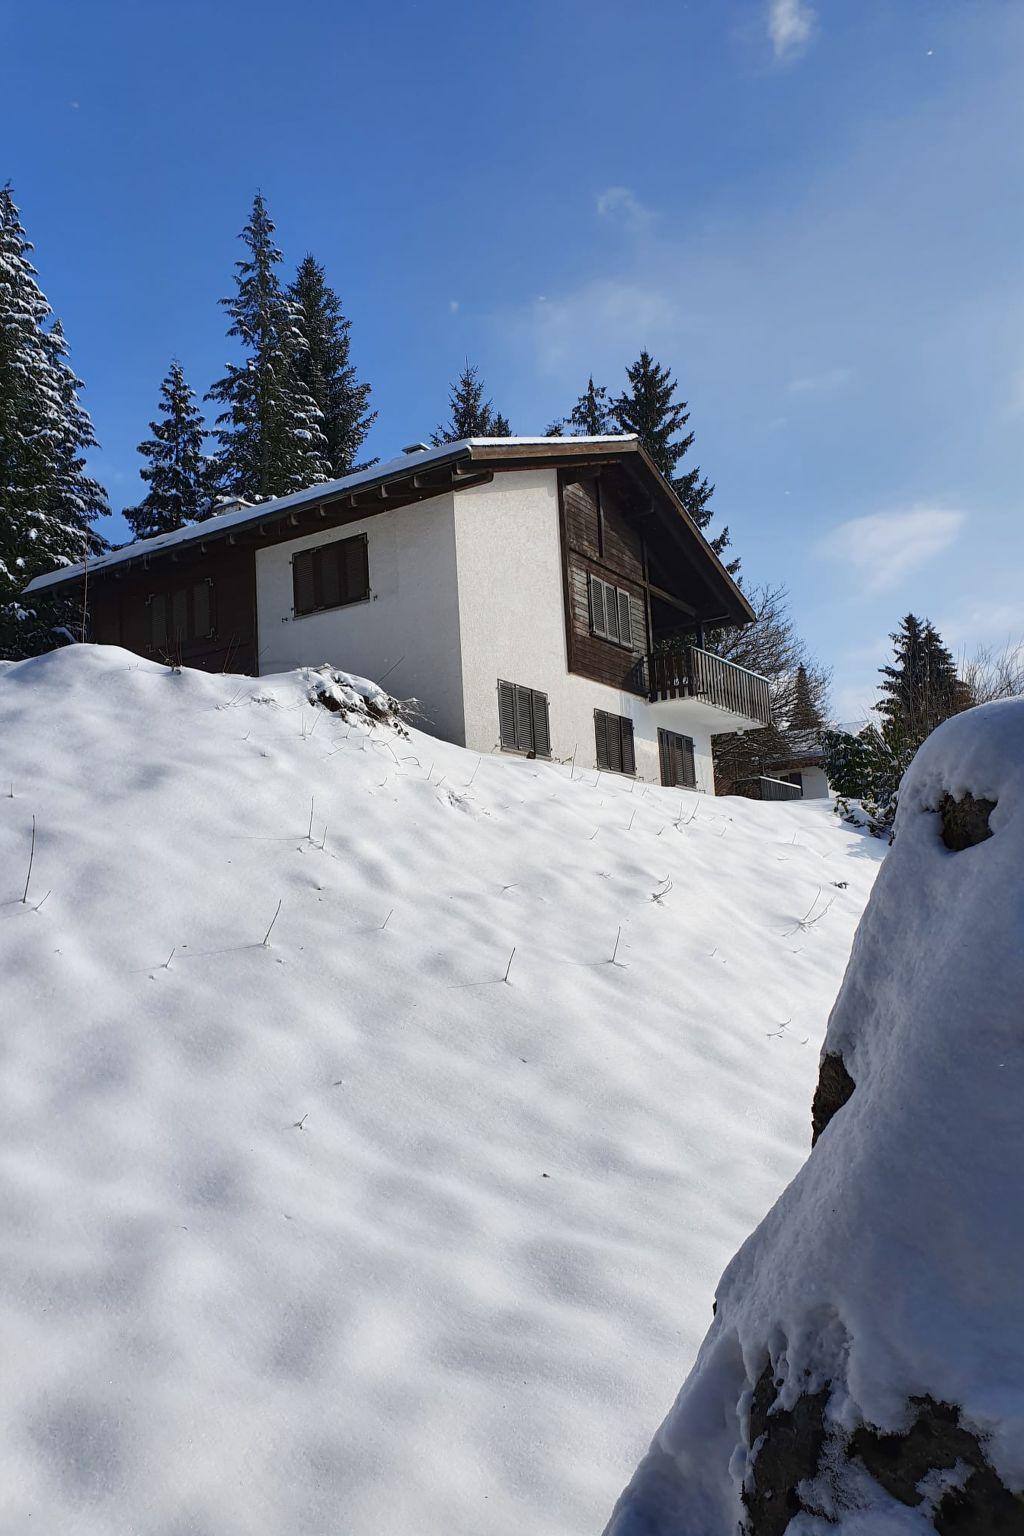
<box><xmin>24</xmin><ymin>435</ymin><xmax>773</xmax><ymax>794</ymax></box>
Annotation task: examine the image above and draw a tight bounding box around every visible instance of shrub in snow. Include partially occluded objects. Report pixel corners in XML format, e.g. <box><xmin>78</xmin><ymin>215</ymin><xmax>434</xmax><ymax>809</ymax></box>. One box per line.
<box><xmin>604</xmin><ymin>699</ymin><xmax>1024</xmax><ymax>1535</ymax></box>
<box><xmin>305</xmin><ymin>663</ymin><xmax>408</xmax><ymax>731</ymax></box>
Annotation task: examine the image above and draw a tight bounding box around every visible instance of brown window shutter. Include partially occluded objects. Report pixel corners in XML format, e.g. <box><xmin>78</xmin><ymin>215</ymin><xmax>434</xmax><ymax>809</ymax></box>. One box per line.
<box><xmin>603</xmin><ymin>579</ymin><xmax>620</xmax><ymax>643</ymax></box>
<box><xmin>514</xmin><ymin>686</ymin><xmax>534</xmax><ymax>752</ymax></box>
<box><xmin>621</xmin><ymin>717</ymin><xmax>636</xmax><ymax>776</ymax></box>
<box><xmin>293</xmin><ymin>550</ymin><xmax>316</xmax><ymax>615</ymax></box>
<box><xmin>594</xmin><ymin>710</ymin><xmax>609</xmax><ymax>770</ymax></box>
<box><xmin>171</xmin><ymin>586</ymin><xmax>189</xmax><ymax>644</ymax></box>
<box><xmin>589</xmin><ymin>574</ymin><xmax>606</xmax><ymax>637</ymax></box>
<box><xmin>498</xmin><ymin>680</ymin><xmax>517</xmax><ymax>748</ymax></box>
<box><xmin>658</xmin><ymin>728</ymin><xmax>671</xmax><ymax>786</ymax></box>
<box><xmin>193</xmin><ymin>580</ymin><xmax>212</xmax><ymax>638</ymax></box>
<box><xmin>318</xmin><ymin>543</ymin><xmax>342</xmax><ymax>609</ymax></box>
<box><xmin>531</xmin><ymin>690</ymin><xmax>551</xmax><ymax>757</ymax></box>
<box><xmin>347</xmin><ymin>535</ymin><xmax>369</xmax><ymax>601</ymax></box>
<box><xmin>150</xmin><ymin>593</ymin><xmax>167</xmax><ymax>651</ymax></box>
<box><xmin>681</xmin><ymin>735</ymin><xmax>696</xmax><ymax>788</ymax></box>
<box><xmin>617</xmin><ymin>589</ymin><xmax>632</xmax><ymax>648</ymax></box>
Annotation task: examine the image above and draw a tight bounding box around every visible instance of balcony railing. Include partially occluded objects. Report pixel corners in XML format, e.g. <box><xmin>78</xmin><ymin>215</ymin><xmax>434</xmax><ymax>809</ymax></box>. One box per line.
<box><xmin>735</xmin><ymin>775</ymin><xmax>803</xmax><ymax>802</ymax></box>
<box><xmin>640</xmin><ymin>645</ymin><xmax>772</xmax><ymax>728</ymax></box>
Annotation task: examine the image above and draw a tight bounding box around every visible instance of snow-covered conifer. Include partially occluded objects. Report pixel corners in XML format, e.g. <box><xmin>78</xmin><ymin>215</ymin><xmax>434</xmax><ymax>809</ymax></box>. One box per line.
<box><xmin>124</xmin><ymin>360</ymin><xmax>216</xmax><ymax>538</ymax></box>
<box><xmin>288</xmin><ymin>255</ymin><xmax>376</xmax><ymax>477</ymax></box>
<box><xmin>207</xmin><ymin>193</ymin><xmax>329</xmax><ymax>502</ymax></box>
<box><xmin>0</xmin><ymin>185</ymin><xmax>108</xmax><ymax>658</ymax></box>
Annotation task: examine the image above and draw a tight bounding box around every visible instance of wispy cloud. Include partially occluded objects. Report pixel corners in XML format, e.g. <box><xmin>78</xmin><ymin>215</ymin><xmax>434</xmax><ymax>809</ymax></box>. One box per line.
<box><xmin>504</xmin><ymin>277</ymin><xmax>685</xmax><ymax>377</ymax></box>
<box><xmin>817</xmin><ymin>507</ymin><xmax>965</xmax><ymax>593</ymax></box>
<box><xmin>768</xmin><ymin>0</ymin><xmax>816</xmax><ymax>62</ymax></box>
<box><xmin>595</xmin><ymin>186</ymin><xmax>656</xmax><ymax>234</ymax></box>
<box><xmin>787</xmin><ymin>366</ymin><xmax>853</xmax><ymax>395</ymax></box>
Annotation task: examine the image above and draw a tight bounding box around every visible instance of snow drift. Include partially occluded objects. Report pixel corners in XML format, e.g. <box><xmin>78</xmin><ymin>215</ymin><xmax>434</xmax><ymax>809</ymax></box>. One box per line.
<box><xmin>604</xmin><ymin>699</ymin><xmax>1024</xmax><ymax>1535</ymax></box>
<box><xmin>0</xmin><ymin>645</ymin><xmax>882</xmax><ymax>1536</ymax></box>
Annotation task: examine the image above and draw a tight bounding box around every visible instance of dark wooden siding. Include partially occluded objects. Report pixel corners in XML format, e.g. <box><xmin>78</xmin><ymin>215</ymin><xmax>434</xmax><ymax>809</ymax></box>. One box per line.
<box><xmin>560</xmin><ymin>473</ymin><xmax>648</xmax><ymax>694</ymax></box>
<box><xmin>88</xmin><ymin>543</ymin><xmax>258</xmax><ymax>674</ymax></box>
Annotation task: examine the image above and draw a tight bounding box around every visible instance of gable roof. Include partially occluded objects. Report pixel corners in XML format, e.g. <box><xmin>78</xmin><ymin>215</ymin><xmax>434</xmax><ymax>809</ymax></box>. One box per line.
<box><xmin>23</xmin><ymin>434</ymin><xmax>754</xmax><ymax>624</ymax></box>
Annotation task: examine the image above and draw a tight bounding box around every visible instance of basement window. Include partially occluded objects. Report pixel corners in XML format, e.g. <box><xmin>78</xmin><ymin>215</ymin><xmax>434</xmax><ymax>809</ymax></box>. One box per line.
<box><xmin>595</xmin><ymin>710</ymin><xmax>636</xmax><ymax>775</ymax></box>
<box><xmin>149</xmin><ymin>579</ymin><xmax>216</xmax><ymax>652</ymax></box>
<box><xmin>589</xmin><ymin>574</ymin><xmax>633</xmax><ymax>648</ymax></box>
<box><xmin>292</xmin><ymin>534</ymin><xmax>369</xmax><ymax>617</ymax></box>
<box><xmin>497</xmin><ymin>680</ymin><xmax>551</xmax><ymax>758</ymax></box>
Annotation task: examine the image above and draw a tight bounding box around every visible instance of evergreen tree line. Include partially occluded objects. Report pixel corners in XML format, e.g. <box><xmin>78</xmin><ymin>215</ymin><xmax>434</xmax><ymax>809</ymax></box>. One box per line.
<box><xmin>3</xmin><ymin>183</ymin><xmax>747</xmax><ymax>656</ymax></box>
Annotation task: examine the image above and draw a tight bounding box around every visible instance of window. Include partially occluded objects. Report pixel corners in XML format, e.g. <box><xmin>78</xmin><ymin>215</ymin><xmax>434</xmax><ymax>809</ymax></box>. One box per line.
<box><xmin>658</xmin><ymin>728</ymin><xmax>696</xmax><ymax>789</ymax></box>
<box><xmin>595</xmin><ymin>710</ymin><xmax>636</xmax><ymax>776</ymax></box>
<box><xmin>589</xmin><ymin>574</ymin><xmax>633</xmax><ymax>648</ymax></box>
<box><xmin>497</xmin><ymin>680</ymin><xmax>551</xmax><ymax>757</ymax></box>
<box><xmin>292</xmin><ymin>534</ymin><xmax>369</xmax><ymax>617</ymax></box>
<box><xmin>149</xmin><ymin>580</ymin><xmax>216</xmax><ymax>651</ymax></box>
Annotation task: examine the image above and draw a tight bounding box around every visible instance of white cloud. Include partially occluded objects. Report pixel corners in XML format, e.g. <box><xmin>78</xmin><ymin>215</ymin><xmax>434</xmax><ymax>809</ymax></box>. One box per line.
<box><xmin>768</xmin><ymin>0</ymin><xmax>816</xmax><ymax>62</ymax></box>
<box><xmin>499</xmin><ymin>276</ymin><xmax>686</xmax><ymax>377</ymax></box>
<box><xmin>817</xmin><ymin>507</ymin><xmax>965</xmax><ymax>594</ymax></box>
<box><xmin>595</xmin><ymin>186</ymin><xmax>656</xmax><ymax>233</ymax></box>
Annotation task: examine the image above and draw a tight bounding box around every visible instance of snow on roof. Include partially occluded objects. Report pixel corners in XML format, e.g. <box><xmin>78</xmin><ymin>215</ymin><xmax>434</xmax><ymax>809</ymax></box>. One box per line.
<box><xmin>22</xmin><ymin>436</ymin><xmax>637</xmax><ymax>595</ymax></box>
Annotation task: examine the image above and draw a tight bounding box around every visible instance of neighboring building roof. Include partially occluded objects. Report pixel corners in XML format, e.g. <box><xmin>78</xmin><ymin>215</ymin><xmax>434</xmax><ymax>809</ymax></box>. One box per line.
<box><xmin>24</xmin><ymin>434</ymin><xmax>754</xmax><ymax>625</ymax></box>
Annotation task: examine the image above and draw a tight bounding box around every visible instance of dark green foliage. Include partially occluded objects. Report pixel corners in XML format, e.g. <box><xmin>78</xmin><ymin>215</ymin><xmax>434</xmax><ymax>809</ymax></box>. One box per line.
<box><xmin>612</xmin><ymin>350</ymin><xmax>736</xmax><ymax>573</ymax></box>
<box><xmin>0</xmin><ymin>184</ymin><xmax>108</xmax><ymax>659</ymax></box>
<box><xmin>207</xmin><ymin>193</ymin><xmax>329</xmax><ymax>502</ymax></box>
<box><xmin>547</xmin><ymin>377</ymin><xmax>614</xmax><ymax>437</ymax></box>
<box><xmin>877</xmin><ymin>614</ymin><xmax>969</xmax><ymax>742</ymax></box>
<box><xmin>124</xmin><ymin>360</ymin><xmax>216</xmax><ymax>539</ymax></box>
<box><xmin>432</xmin><ymin>362</ymin><xmax>511</xmax><ymax>444</ymax></box>
<box><xmin>288</xmin><ymin>255</ymin><xmax>376</xmax><ymax>478</ymax></box>
<box><xmin>821</xmin><ymin>728</ymin><xmax>877</xmax><ymax>801</ymax></box>
<box><xmin>789</xmin><ymin>664</ymin><xmax>824</xmax><ymax>733</ymax></box>
<box><xmin>824</xmin><ymin>618</ymin><xmax>970</xmax><ymax>837</ymax></box>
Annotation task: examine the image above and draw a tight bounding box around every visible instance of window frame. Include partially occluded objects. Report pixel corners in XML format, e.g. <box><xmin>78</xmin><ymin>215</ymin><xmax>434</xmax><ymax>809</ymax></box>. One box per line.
<box><xmin>497</xmin><ymin>680</ymin><xmax>551</xmax><ymax>758</ymax></box>
<box><xmin>588</xmin><ymin>573</ymin><xmax>634</xmax><ymax>650</ymax></box>
<box><xmin>291</xmin><ymin>533</ymin><xmax>370</xmax><ymax>619</ymax></box>
<box><xmin>594</xmin><ymin>709</ymin><xmax>636</xmax><ymax>776</ymax></box>
<box><xmin>657</xmin><ymin>727</ymin><xmax>697</xmax><ymax>789</ymax></box>
<box><xmin>147</xmin><ymin>577</ymin><xmax>216</xmax><ymax>653</ymax></box>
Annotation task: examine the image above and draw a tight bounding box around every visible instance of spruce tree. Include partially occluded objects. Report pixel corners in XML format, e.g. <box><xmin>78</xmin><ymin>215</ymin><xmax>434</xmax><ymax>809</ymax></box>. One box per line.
<box><xmin>789</xmin><ymin>664</ymin><xmax>824</xmax><ymax>734</ymax></box>
<box><xmin>207</xmin><ymin>193</ymin><xmax>329</xmax><ymax>502</ymax></box>
<box><xmin>431</xmin><ymin>363</ymin><xmax>511</xmax><ymax>444</ymax></box>
<box><xmin>547</xmin><ymin>377</ymin><xmax>614</xmax><ymax>437</ymax></box>
<box><xmin>612</xmin><ymin>350</ymin><xmax>736</xmax><ymax>573</ymax></box>
<box><xmin>0</xmin><ymin>185</ymin><xmax>108</xmax><ymax>658</ymax></box>
<box><xmin>876</xmin><ymin>615</ymin><xmax>967</xmax><ymax>744</ymax></box>
<box><xmin>288</xmin><ymin>254</ymin><xmax>376</xmax><ymax>478</ymax></box>
<box><xmin>124</xmin><ymin>360</ymin><xmax>216</xmax><ymax>539</ymax></box>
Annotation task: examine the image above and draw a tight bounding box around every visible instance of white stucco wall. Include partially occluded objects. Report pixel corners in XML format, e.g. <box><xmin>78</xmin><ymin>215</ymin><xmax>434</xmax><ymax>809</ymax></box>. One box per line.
<box><xmin>799</xmin><ymin>765</ymin><xmax>831</xmax><ymax>799</ymax></box>
<box><xmin>451</xmin><ymin>470</ymin><xmax>717</xmax><ymax>790</ymax></box>
<box><xmin>254</xmin><ymin>495</ymin><xmax>467</xmax><ymax>745</ymax></box>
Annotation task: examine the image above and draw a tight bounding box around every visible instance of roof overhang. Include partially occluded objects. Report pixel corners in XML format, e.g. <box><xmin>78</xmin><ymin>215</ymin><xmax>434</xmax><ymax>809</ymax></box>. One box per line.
<box><xmin>23</xmin><ymin>434</ymin><xmax>754</xmax><ymax>626</ymax></box>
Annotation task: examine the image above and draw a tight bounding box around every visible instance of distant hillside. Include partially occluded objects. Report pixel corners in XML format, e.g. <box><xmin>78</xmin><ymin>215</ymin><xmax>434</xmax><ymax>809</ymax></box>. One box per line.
<box><xmin>0</xmin><ymin>646</ymin><xmax>884</xmax><ymax>1536</ymax></box>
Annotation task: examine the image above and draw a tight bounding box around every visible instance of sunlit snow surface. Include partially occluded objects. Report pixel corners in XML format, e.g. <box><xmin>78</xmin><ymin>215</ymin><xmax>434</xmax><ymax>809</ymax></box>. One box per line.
<box><xmin>606</xmin><ymin>698</ymin><xmax>1024</xmax><ymax>1534</ymax></box>
<box><xmin>0</xmin><ymin>646</ymin><xmax>883</xmax><ymax>1535</ymax></box>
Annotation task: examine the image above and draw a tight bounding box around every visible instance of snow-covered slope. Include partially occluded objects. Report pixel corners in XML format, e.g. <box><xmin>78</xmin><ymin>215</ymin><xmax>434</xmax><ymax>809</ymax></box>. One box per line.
<box><xmin>0</xmin><ymin>646</ymin><xmax>884</xmax><ymax>1536</ymax></box>
<box><xmin>604</xmin><ymin>699</ymin><xmax>1024</xmax><ymax>1534</ymax></box>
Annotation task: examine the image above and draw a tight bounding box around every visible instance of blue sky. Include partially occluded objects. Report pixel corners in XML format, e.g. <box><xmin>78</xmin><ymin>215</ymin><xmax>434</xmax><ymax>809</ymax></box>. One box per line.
<box><xmin>4</xmin><ymin>0</ymin><xmax>1022</xmax><ymax>717</ymax></box>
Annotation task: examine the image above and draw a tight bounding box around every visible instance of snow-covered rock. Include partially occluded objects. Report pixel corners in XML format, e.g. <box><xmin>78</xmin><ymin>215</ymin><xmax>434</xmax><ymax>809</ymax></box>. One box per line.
<box><xmin>0</xmin><ymin>645</ymin><xmax>884</xmax><ymax>1536</ymax></box>
<box><xmin>604</xmin><ymin>700</ymin><xmax>1024</xmax><ymax>1535</ymax></box>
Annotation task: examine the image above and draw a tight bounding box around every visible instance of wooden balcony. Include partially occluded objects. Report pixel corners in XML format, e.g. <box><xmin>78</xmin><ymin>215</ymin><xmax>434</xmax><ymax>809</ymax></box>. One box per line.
<box><xmin>639</xmin><ymin>646</ymin><xmax>772</xmax><ymax>729</ymax></box>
